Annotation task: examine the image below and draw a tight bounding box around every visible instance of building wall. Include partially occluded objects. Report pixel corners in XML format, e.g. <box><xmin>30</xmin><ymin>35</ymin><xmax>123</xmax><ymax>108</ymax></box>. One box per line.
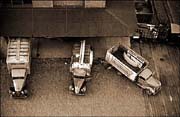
<box><xmin>32</xmin><ymin>0</ymin><xmax>106</xmax><ymax>8</ymax></box>
<box><xmin>1</xmin><ymin>0</ymin><xmax>106</xmax><ymax>8</ymax></box>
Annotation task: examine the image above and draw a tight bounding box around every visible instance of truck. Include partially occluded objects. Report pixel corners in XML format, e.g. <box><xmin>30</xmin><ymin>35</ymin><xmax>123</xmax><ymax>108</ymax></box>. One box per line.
<box><xmin>105</xmin><ymin>44</ymin><xmax>161</xmax><ymax>95</ymax></box>
<box><xmin>69</xmin><ymin>40</ymin><xmax>93</xmax><ymax>95</ymax></box>
<box><xmin>6</xmin><ymin>38</ymin><xmax>31</xmax><ymax>98</ymax></box>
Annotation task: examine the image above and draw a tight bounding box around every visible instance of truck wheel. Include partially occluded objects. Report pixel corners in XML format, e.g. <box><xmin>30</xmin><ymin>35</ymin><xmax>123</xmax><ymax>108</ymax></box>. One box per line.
<box><xmin>144</xmin><ymin>89</ymin><xmax>153</xmax><ymax>95</ymax></box>
<box><xmin>9</xmin><ymin>87</ymin><xmax>15</xmax><ymax>95</ymax></box>
<box><xmin>69</xmin><ymin>85</ymin><xmax>74</xmax><ymax>91</ymax></box>
<box><xmin>23</xmin><ymin>89</ymin><xmax>28</xmax><ymax>95</ymax></box>
<box><xmin>81</xmin><ymin>86</ymin><xmax>86</xmax><ymax>93</ymax></box>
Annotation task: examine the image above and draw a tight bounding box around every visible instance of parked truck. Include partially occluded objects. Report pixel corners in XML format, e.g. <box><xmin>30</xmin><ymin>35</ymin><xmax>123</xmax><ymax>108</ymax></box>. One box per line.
<box><xmin>69</xmin><ymin>40</ymin><xmax>93</xmax><ymax>95</ymax></box>
<box><xmin>6</xmin><ymin>38</ymin><xmax>31</xmax><ymax>98</ymax></box>
<box><xmin>105</xmin><ymin>44</ymin><xmax>161</xmax><ymax>95</ymax></box>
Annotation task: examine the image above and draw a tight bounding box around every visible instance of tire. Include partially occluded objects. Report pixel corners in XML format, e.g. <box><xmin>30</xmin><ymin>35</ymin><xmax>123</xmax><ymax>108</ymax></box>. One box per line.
<box><xmin>69</xmin><ymin>85</ymin><xmax>74</xmax><ymax>91</ymax></box>
<box><xmin>9</xmin><ymin>87</ymin><xmax>15</xmax><ymax>95</ymax></box>
<box><xmin>23</xmin><ymin>89</ymin><xmax>28</xmax><ymax>95</ymax></box>
<box><xmin>81</xmin><ymin>86</ymin><xmax>86</xmax><ymax>93</ymax></box>
<box><xmin>144</xmin><ymin>89</ymin><xmax>153</xmax><ymax>95</ymax></box>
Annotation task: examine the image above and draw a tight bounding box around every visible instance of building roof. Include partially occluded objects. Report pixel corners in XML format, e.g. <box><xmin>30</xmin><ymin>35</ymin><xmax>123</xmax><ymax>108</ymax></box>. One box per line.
<box><xmin>0</xmin><ymin>1</ymin><xmax>137</xmax><ymax>37</ymax></box>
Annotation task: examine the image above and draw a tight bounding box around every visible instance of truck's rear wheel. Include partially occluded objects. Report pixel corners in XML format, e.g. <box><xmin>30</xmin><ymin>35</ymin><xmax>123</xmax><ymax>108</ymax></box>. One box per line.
<box><xmin>143</xmin><ymin>89</ymin><xmax>153</xmax><ymax>95</ymax></box>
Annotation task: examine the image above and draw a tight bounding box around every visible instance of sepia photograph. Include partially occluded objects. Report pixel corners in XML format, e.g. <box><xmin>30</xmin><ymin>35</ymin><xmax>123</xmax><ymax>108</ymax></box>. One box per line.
<box><xmin>0</xmin><ymin>0</ymin><xmax>180</xmax><ymax>116</ymax></box>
